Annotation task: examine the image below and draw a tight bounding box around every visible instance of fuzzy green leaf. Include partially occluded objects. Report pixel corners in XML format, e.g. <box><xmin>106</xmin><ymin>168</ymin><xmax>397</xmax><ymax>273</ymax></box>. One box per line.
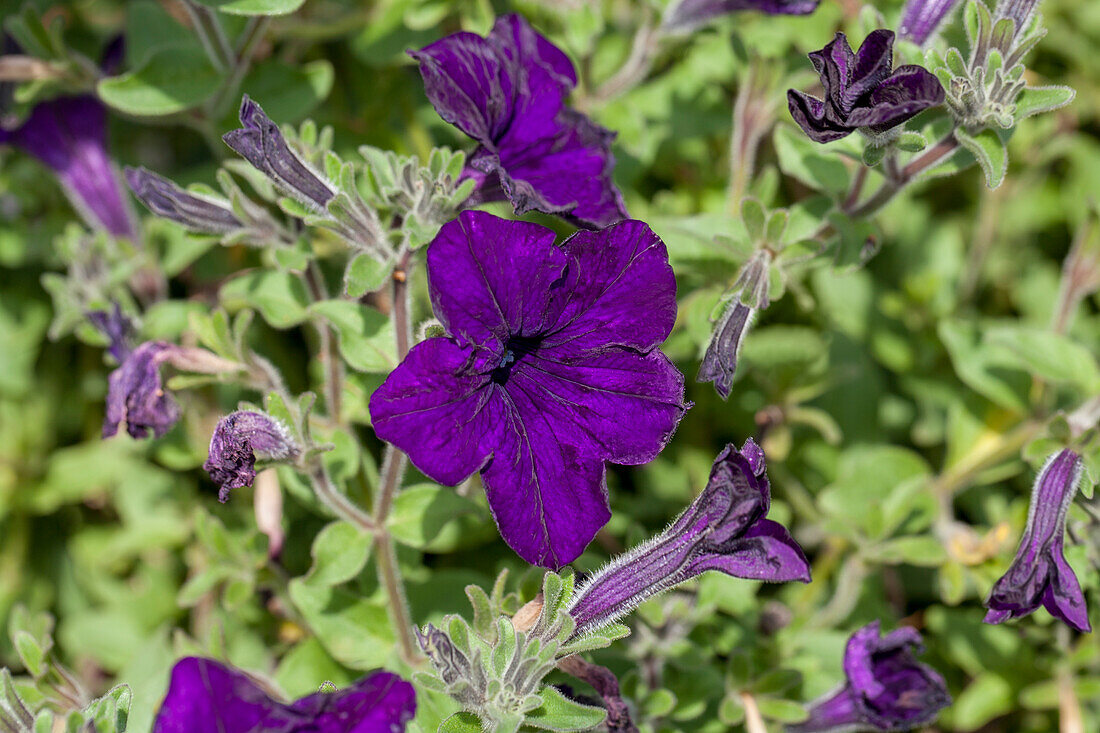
<box><xmin>524</xmin><ymin>686</ymin><xmax>607</xmax><ymax>731</ymax></box>
<box><xmin>955</xmin><ymin>128</ymin><xmax>1007</xmax><ymax>189</ymax></box>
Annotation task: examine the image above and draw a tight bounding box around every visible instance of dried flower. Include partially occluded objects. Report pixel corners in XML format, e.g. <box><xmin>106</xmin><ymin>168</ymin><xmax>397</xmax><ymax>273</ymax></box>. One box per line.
<box><xmin>787</xmin><ymin>30</ymin><xmax>944</xmax><ymax>143</ymax></box>
<box><xmin>125</xmin><ymin>166</ymin><xmax>243</xmax><ymax>234</ymax></box>
<box><xmin>102</xmin><ymin>341</ymin><xmax>182</xmax><ymax>439</ymax></box>
<box><xmin>787</xmin><ymin>622</ymin><xmax>950</xmax><ymax>733</ymax></box>
<box><xmin>369</xmin><ymin>211</ymin><xmax>686</xmax><ymax>567</ymax></box>
<box><xmin>898</xmin><ymin>0</ymin><xmax>961</xmax><ymax>45</ymax></box>
<box><xmin>411</xmin><ymin>14</ymin><xmax>627</xmax><ymax>228</ymax></box>
<box><xmin>87</xmin><ymin>303</ymin><xmax>134</xmax><ymax>363</ymax></box>
<box><xmin>567</xmin><ymin>439</ymin><xmax>810</xmax><ymax>636</ymax></box>
<box><xmin>204</xmin><ymin>411</ymin><xmax>300</xmax><ymax>502</ymax></box>
<box><xmin>664</xmin><ymin>0</ymin><xmax>820</xmax><ymax>32</ymax></box>
<box><xmin>152</xmin><ymin>657</ymin><xmax>415</xmax><ymax>733</ymax></box>
<box><xmin>984</xmin><ymin>449</ymin><xmax>1091</xmax><ymax>632</ymax></box>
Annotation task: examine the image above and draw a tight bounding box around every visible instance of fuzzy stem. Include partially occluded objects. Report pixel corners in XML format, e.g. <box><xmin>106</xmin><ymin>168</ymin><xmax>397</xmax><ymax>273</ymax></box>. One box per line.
<box><xmin>844</xmin><ymin>132</ymin><xmax>959</xmax><ymax>218</ymax></box>
<box><xmin>376</xmin><ymin>530</ymin><xmax>421</xmax><ymax>665</ymax></box>
<box><xmin>741</xmin><ymin>691</ymin><xmax>770</xmax><ymax>733</ymax></box>
<box><xmin>209</xmin><ymin>16</ymin><xmax>272</xmax><ymax>119</ymax></box>
<box><xmin>591</xmin><ymin>15</ymin><xmax>660</xmax><ymax>104</ymax></box>
<box><xmin>305</xmin><ymin>262</ymin><xmax>344</xmax><ymax>425</ymax></box>
<box><xmin>181</xmin><ymin>0</ymin><xmax>234</xmax><ymax>72</ymax></box>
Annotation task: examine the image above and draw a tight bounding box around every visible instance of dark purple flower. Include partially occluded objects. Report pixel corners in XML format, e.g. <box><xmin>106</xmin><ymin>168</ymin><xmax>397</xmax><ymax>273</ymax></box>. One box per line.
<box><xmin>152</xmin><ymin>657</ymin><xmax>415</xmax><ymax>733</ymax></box>
<box><xmin>787</xmin><ymin>30</ymin><xmax>945</xmax><ymax>144</ymax></box>
<box><xmin>126</xmin><ymin>166</ymin><xmax>243</xmax><ymax>234</ymax></box>
<box><xmin>898</xmin><ymin>0</ymin><xmax>961</xmax><ymax>45</ymax></box>
<box><xmin>0</xmin><ymin>95</ymin><xmax>135</xmax><ymax>237</ymax></box>
<box><xmin>223</xmin><ymin>96</ymin><xmax>334</xmax><ymax>211</ymax></box>
<box><xmin>411</xmin><ymin>14</ymin><xmax>627</xmax><ymax>229</ymax></box>
<box><xmin>204</xmin><ymin>411</ymin><xmax>300</xmax><ymax>502</ymax></box>
<box><xmin>984</xmin><ymin>449</ymin><xmax>1091</xmax><ymax>632</ymax></box>
<box><xmin>369</xmin><ymin>211</ymin><xmax>686</xmax><ymax>568</ymax></box>
<box><xmin>87</xmin><ymin>303</ymin><xmax>135</xmax><ymax>363</ymax></box>
<box><xmin>567</xmin><ymin>439</ymin><xmax>809</xmax><ymax>635</ymax></box>
<box><xmin>788</xmin><ymin>622</ymin><xmax>950</xmax><ymax>733</ymax></box>
<box><xmin>103</xmin><ymin>341</ymin><xmax>182</xmax><ymax>439</ymax></box>
<box><xmin>663</xmin><ymin>0</ymin><xmax>820</xmax><ymax>32</ymax></box>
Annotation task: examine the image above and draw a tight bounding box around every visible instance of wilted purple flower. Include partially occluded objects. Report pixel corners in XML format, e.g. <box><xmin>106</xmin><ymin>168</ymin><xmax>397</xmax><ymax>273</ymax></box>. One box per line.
<box><xmin>126</xmin><ymin>166</ymin><xmax>243</xmax><ymax>234</ymax></box>
<box><xmin>898</xmin><ymin>0</ymin><xmax>961</xmax><ymax>45</ymax></box>
<box><xmin>152</xmin><ymin>657</ymin><xmax>415</xmax><ymax>733</ymax></box>
<box><xmin>0</xmin><ymin>95</ymin><xmax>135</xmax><ymax>237</ymax></box>
<box><xmin>223</xmin><ymin>96</ymin><xmax>334</xmax><ymax>211</ymax></box>
<box><xmin>787</xmin><ymin>30</ymin><xmax>945</xmax><ymax>144</ymax></box>
<box><xmin>663</xmin><ymin>0</ymin><xmax>820</xmax><ymax>32</ymax></box>
<box><xmin>984</xmin><ymin>449</ymin><xmax>1091</xmax><ymax>632</ymax></box>
<box><xmin>87</xmin><ymin>303</ymin><xmax>134</xmax><ymax>363</ymax></box>
<box><xmin>204</xmin><ymin>411</ymin><xmax>300</xmax><ymax>502</ymax></box>
<box><xmin>369</xmin><ymin>211</ymin><xmax>686</xmax><ymax>568</ymax></box>
<box><xmin>103</xmin><ymin>341</ymin><xmax>182</xmax><ymax>439</ymax></box>
<box><xmin>698</xmin><ymin>301</ymin><xmax>755</xmax><ymax>399</ymax></box>
<box><xmin>788</xmin><ymin>622</ymin><xmax>950</xmax><ymax>733</ymax></box>
<box><xmin>411</xmin><ymin>14</ymin><xmax>627</xmax><ymax>229</ymax></box>
<box><xmin>567</xmin><ymin>439</ymin><xmax>810</xmax><ymax>636</ymax></box>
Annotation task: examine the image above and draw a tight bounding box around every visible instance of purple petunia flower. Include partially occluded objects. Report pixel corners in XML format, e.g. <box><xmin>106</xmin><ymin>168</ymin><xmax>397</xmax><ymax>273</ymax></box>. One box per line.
<box><xmin>663</xmin><ymin>0</ymin><xmax>821</xmax><ymax>32</ymax></box>
<box><xmin>102</xmin><ymin>341</ymin><xmax>183</xmax><ymax>440</ymax></box>
<box><xmin>204</xmin><ymin>411</ymin><xmax>300</xmax><ymax>502</ymax></box>
<box><xmin>0</xmin><ymin>95</ymin><xmax>135</xmax><ymax>237</ymax></box>
<box><xmin>369</xmin><ymin>210</ymin><xmax>686</xmax><ymax>568</ymax></box>
<box><xmin>983</xmin><ymin>449</ymin><xmax>1091</xmax><ymax>632</ymax></box>
<box><xmin>787</xmin><ymin>30</ymin><xmax>945</xmax><ymax>144</ymax></box>
<box><xmin>126</xmin><ymin>166</ymin><xmax>244</xmax><ymax>234</ymax></box>
<box><xmin>410</xmin><ymin>14</ymin><xmax>627</xmax><ymax>229</ymax></box>
<box><xmin>787</xmin><ymin>622</ymin><xmax>950</xmax><ymax>733</ymax></box>
<box><xmin>566</xmin><ymin>439</ymin><xmax>810</xmax><ymax>636</ymax></box>
<box><xmin>152</xmin><ymin>657</ymin><xmax>415</xmax><ymax>733</ymax></box>
<box><xmin>898</xmin><ymin>0</ymin><xmax>961</xmax><ymax>46</ymax></box>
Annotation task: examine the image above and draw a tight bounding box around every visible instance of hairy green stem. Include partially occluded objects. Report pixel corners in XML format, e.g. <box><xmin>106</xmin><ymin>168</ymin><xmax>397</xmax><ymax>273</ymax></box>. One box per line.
<box><xmin>209</xmin><ymin>16</ymin><xmax>272</xmax><ymax>120</ymax></box>
<box><xmin>304</xmin><ymin>262</ymin><xmax>344</xmax><ymax>425</ymax></box>
<box><xmin>844</xmin><ymin>132</ymin><xmax>959</xmax><ymax>218</ymax></box>
<box><xmin>182</xmin><ymin>0</ymin><xmax>234</xmax><ymax>72</ymax></box>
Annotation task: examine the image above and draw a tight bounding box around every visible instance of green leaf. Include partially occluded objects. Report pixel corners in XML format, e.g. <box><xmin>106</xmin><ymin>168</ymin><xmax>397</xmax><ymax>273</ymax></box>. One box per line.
<box><xmin>951</xmin><ymin>672</ymin><xmax>1014</xmax><ymax>730</ymax></box>
<box><xmin>524</xmin><ymin>686</ymin><xmax>607</xmax><ymax>731</ymax></box>
<box><xmin>240</xmin><ymin>60</ymin><xmax>334</xmax><ymax>121</ymax></box>
<box><xmin>306</xmin><ymin>521</ymin><xmax>373</xmax><ymax>586</ymax></box>
<box><xmin>774</xmin><ymin>125</ymin><xmax>851</xmax><ymax>195</ymax></box>
<box><xmin>756</xmin><ymin>698</ymin><xmax>808</xmax><ymax>724</ymax></box>
<box><xmin>220</xmin><ymin>271</ymin><xmax>311</xmax><ymax>329</ymax></box>
<box><xmin>387</xmin><ymin>484</ymin><xmax>494</xmax><ymax>552</ymax></box>
<box><xmin>344</xmin><ymin>253</ymin><xmax>394</xmax><ymax>297</ymax></box>
<box><xmin>97</xmin><ymin>46</ymin><xmax>220</xmax><ymax>116</ymax></box>
<box><xmin>309</xmin><ymin>300</ymin><xmax>395</xmax><ymax>373</ymax></box>
<box><xmin>866</xmin><ymin>536</ymin><xmax>948</xmax><ymax>567</ymax></box>
<box><xmin>938</xmin><ymin>320</ymin><xmax>1030</xmax><ymax>412</ymax></box>
<box><xmin>195</xmin><ymin>0</ymin><xmax>306</xmax><ymax>15</ymax></box>
<box><xmin>288</xmin><ymin>577</ymin><xmax>395</xmax><ymax>670</ymax></box>
<box><xmin>955</xmin><ymin>128</ymin><xmax>1007</xmax><ymax>189</ymax></box>
<box><xmin>986</xmin><ymin>326</ymin><xmax>1100</xmax><ymax>393</ymax></box>
<box><xmin>1014</xmin><ymin>85</ymin><xmax>1075</xmax><ymax>120</ymax></box>
<box><xmin>440</xmin><ymin>712</ymin><xmax>483</xmax><ymax>733</ymax></box>
<box><xmin>741</xmin><ymin>198</ymin><xmax>766</xmax><ymax>242</ymax></box>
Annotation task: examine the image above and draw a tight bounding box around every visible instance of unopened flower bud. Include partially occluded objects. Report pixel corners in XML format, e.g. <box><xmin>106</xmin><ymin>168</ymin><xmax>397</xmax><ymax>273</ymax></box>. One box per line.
<box><xmin>125</xmin><ymin>166</ymin><xmax>243</xmax><ymax>234</ymax></box>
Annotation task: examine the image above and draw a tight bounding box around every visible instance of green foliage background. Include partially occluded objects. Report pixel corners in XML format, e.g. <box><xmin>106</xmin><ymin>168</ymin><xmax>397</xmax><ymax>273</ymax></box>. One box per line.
<box><xmin>1</xmin><ymin>0</ymin><xmax>1099</xmax><ymax>731</ymax></box>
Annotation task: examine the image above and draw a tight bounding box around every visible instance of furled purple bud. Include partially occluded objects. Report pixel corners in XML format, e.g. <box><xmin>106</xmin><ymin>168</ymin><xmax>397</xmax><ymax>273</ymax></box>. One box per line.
<box><xmin>204</xmin><ymin>411</ymin><xmax>300</xmax><ymax>502</ymax></box>
<box><xmin>983</xmin><ymin>449</ymin><xmax>1091</xmax><ymax>632</ymax></box>
<box><xmin>103</xmin><ymin>341</ymin><xmax>182</xmax><ymax>439</ymax></box>
<box><xmin>698</xmin><ymin>300</ymin><xmax>754</xmax><ymax>399</ymax></box>
<box><xmin>223</xmin><ymin>95</ymin><xmax>334</xmax><ymax>211</ymax></box>
<box><xmin>787</xmin><ymin>622</ymin><xmax>950</xmax><ymax>733</ymax></box>
<box><xmin>787</xmin><ymin>31</ymin><xmax>945</xmax><ymax>144</ymax></box>
<box><xmin>415</xmin><ymin>624</ymin><xmax>471</xmax><ymax>688</ymax></box>
<box><xmin>898</xmin><ymin>0</ymin><xmax>961</xmax><ymax>45</ymax></box>
<box><xmin>152</xmin><ymin>657</ymin><xmax>416</xmax><ymax>733</ymax></box>
<box><xmin>566</xmin><ymin>439</ymin><xmax>810</xmax><ymax>637</ymax></box>
<box><xmin>0</xmin><ymin>95</ymin><xmax>136</xmax><ymax>237</ymax></box>
<box><xmin>995</xmin><ymin>0</ymin><xmax>1040</xmax><ymax>38</ymax></box>
<box><xmin>87</xmin><ymin>303</ymin><xmax>134</xmax><ymax>363</ymax></box>
<box><xmin>125</xmin><ymin>166</ymin><xmax>243</xmax><ymax>234</ymax></box>
<box><xmin>663</xmin><ymin>0</ymin><xmax>821</xmax><ymax>32</ymax></box>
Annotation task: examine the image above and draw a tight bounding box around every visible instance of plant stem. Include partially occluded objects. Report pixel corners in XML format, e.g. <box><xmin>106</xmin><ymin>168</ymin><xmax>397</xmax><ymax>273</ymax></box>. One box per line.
<box><xmin>376</xmin><ymin>533</ymin><xmax>420</xmax><ymax>665</ymax></box>
<box><xmin>308</xmin><ymin>461</ymin><xmax>378</xmax><ymax>532</ymax></box>
<box><xmin>844</xmin><ymin>132</ymin><xmax>959</xmax><ymax>218</ymax></box>
<box><xmin>209</xmin><ymin>16</ymin><xmax>272</xmax><ymax>119</ymax></box>
<box><xmin>842</xmin><ymin>165</ymin><xmax>869</xmax><ymax>212</ymax></box>
<box><xmin>740</xmin><ymin>691</ymin><xmax>769</xmax><ymax>733</ymax></box>
<box><xmin>305</xmin><ymin>261</ymin><xmax>344</xmax><ymax>425</ymax></box>
<box><xmin>182</xmin><ymin>0</ymin><xmax>234</xmax><ymax>72</ymax></box>
<box><xmin>930</xmin><ymin>419</ymin><xmax>1043</xmax><ymax>498</ymax></box>
<box><xmin>590</xmin><ymin>14</ymin><xmax>660</xmax><ymax>104</ymax></box>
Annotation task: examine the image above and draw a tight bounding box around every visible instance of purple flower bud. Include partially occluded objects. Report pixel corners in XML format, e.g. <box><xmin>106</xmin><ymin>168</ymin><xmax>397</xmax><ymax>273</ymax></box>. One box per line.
<box><xmin>983</xmin><ymin>449</ymin><xmax>1091</xmax><ymax>632</ymax></box>
<box><xmin>788</xmin><ymin>622</ymin><xmax>950</xmax><ymax>733</ymax></box>
<box><xmin>898</xmin><ymin>0</ymin><xmax>961</xmax><ymax>45</ymax></box>
<box><xmin>223</xmin><ymin>95</ymin><xmax>334</xmax><ymax>211</ymax></box>
<box><xmin>87</xmin><ymin>303</ymin><xmax>134</xmax><ymax>363</ymax></box>
<box><xmin>204</xmin><ymin>411</ymin><xmax>300</xmax><ymax>502</ymax></box>
<box><xmin>566</xmin><ymin>439</ymin><xmax>810</xmax><ymax>637</ymax></box>
<box><xmin>698</xmin><ymin>300</ymin><xmax>754</xmax><ymax>399</ymax></box>
<box><xmin>0</xmin><ymin>95</ymin><xmax>136</xmax><ymax>237</ymax></box>
<box><xmin>787</xmin><ymin>31</ymin><xmax>945</xmax><ymax>144</ymax></box>
<box><xmin>152</xmin><ymin>657</ymin><xmax>416</xmax><ymax>733</ymax></box>
<box><xmin>995</xmin><ymin>0</ymin><xmax>1040</xmax><ymax>36</ymax></box>
<box><xmin>664</xmin><ymin>0</ymin><xmax>821</xmax><ymax>32</ymax></box>
<box><xmin>415</xmin><ymin>624</ymin><xmax>471</xmax><ymax>687</ymax></box>
<box><xmin>125</xmin><ymin>166</ymin><xmax>243</xmax><ymax>234</ymax></box>
<box><xmin>102</xmin><ymin>341</ymin><xmax>182</xmax><ymax>439</ymax></box>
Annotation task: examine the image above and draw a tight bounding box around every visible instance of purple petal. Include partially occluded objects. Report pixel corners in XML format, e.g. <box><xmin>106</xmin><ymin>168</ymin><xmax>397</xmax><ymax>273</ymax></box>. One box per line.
<box><xmin>488</xmin><ymin>13</ymin><xmax>576</xmax><ymax>100</ymax></box>
<box><xmin>845</xmin><ymin>30</ymin><xmax>897</xmax><ymax>108</ymax></box>
<box><xmin>126</xmin><ymin>166</ymin><xmax>242</xmax><ymax>233</ymax></box>
<box><xmin>899</xmin><ymin>0</ymin><xmax>961</xmax><ymax>45</ymax></box>
<box><xmin>787</xmin><ymin>89</ymin><xmax>854</xmax><ymax>143</ymax></box>
<box><xmin>369</xmin><ymin>338</ymin><xmax>501</xmax><ymax>486</ymax></box>
<box><xmin>1043</xmin><ymin>544</ymin><xmax>1092</xmax><ymax>632</ymax></box>
<box><xmin>426</xmin><ymin>211</ymin><xmax>569</xmax><ymax>347</ymax></box>
<box><xmin>102</xmin><ymin>341</ymin><xmax>181</xmax><ymax>439</ymax></box>
<box><xmin>663</xmin><ymin>0</ymin><xmax>821</xmax><ymax>32</ymax></box>
<box><xmin>846</xmin><ymin>65</ymin><xmax>945</xmax><ymax>129</ymax></box>
<box><xmin>482</xmin><ymin>383</ymin><xmax>611</xmax><ymax>569</ymax></box>
<box><xmin>547</xmin><ymin>220</ymin><xmax>677</xmax><ymax>353</ymax></box>
<box><xmin>689</xmin><ymin>518</ymin><xmax>811</xmax><ymax>582</ymax></box>
<box><xmin>87</xmin><ymin>303</ymin><xmax>134</xmax><ymax>363</ymax></box>
<box><xmin>290</xmin><ymin>671</ymin><xmax>417</xmax><ymax>732</ymax></box>
<box><xmin>204</xmin><ymin>411</ymin><xmax>299</xmax><ymax>502</ymax></box>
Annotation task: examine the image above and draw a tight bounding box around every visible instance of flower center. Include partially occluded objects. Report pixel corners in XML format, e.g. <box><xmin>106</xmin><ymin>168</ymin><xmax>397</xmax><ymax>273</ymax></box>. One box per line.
<box><xmin>491</xmin><ymin>335</ymin><xmax>541</xmax><ymax>385</ymax></box>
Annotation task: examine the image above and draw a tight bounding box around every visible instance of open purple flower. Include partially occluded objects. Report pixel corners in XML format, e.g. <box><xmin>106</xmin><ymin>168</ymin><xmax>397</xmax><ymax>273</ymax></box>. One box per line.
<box><xmin>410</xmin><ymin>14</ymin><xmax>627</xmax><ymax>229</ymax></box>
<box><xmin>898</xmin><ymin>0</ymin><xmax>960</xmax><ymax>46</ymax></box>
<box><xmin>152</xmin><ymin>657</ymin><xmax>415</xmax><ymax>733</ymax></box>
<box><xmin>567</xmin><ymin>439</ymin><xmax>809</xmax><ymax>636</ymax></box>
<box><xmin>204</xmin><ymin>411</ymin><xmax>300</xmax><ymax>502</ymax></box>
<box><xmin>663</xmin><ymin>0</ymin><xmax>820</xmax><ymax>32</ymax></box>
<box><xmin>984</xmin><ymin>449</ymin><xmax>1091</xmax><ymax>632</ymax></box>
<box><xmin>787</xmin><ymin>30</ymin><xmax>945</xmax><ymax>144</ymax></box>
<box><xmin>0</xmin><ymin>95</ymin><xmax>135</xmax><ymax>237</ymax></box>
<box><xmin>788</xmin><ymin>622</ymin><xmax>950</xmax><ymax>733</ymax></box>
<box><xmin>369</xmin><ymin>211</ymin><xmax>686</xmax><ymax>568</ymax></box>
<box><xmin>126</xmin><ymin>166</ymin><xmax>243</xmax><ymax>234</ymax></box>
